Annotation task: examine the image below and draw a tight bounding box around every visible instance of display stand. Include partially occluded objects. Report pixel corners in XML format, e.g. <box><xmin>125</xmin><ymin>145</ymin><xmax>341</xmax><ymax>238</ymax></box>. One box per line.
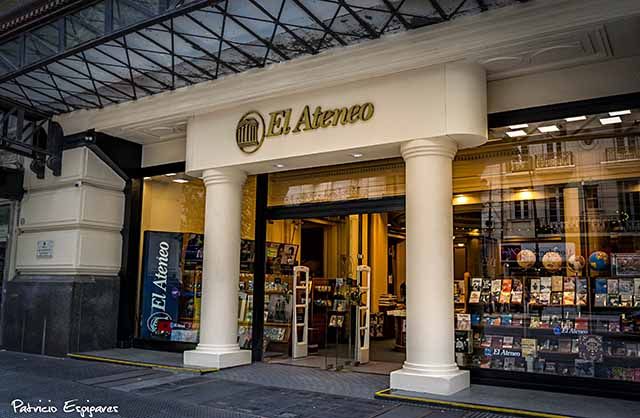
<box><xmin>354</xmin><ymin>265</ymin><xmax>371</xmax><ymax>364</ymax></box>
<box><xmin>292</xmin><ymin>266</ymin><xmax>310</xmax><ymax>358</ymax></box>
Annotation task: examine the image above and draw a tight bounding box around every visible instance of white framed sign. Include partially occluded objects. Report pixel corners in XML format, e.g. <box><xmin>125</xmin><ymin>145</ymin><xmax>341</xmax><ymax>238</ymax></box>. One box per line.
<box><xmin>36</xmin><ymin>240</ymin><xmax>54</xmax><ymax>258</ymax></box>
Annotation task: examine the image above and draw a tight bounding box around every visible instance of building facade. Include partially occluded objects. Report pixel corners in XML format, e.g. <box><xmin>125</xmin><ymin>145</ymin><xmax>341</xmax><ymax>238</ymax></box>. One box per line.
<box><xmin>0</xmin><ymin>0</ymin><xmax>639</xmax><ymax>399</ymax></box>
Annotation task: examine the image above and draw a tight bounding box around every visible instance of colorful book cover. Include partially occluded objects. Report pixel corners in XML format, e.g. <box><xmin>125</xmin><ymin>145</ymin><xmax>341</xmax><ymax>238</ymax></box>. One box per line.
<box><xmin>530</xmin><ymin>278</ymin><xmax>541</xmax><ymax>293</ymax></box>
<box><xmin>482</xmin><ymin>278</ymin><xmax>492</xmax><ymax>292</ymax></box>
<box><xmin>575</xmin><ymin>317</ymin><xmax>589</xmax><ymax>331</ymax></box>
<box><xmin>529</xmin><ymin>292</ymin><xmax>540</xmax><ymax>305</ymax></box>
<box><xmin>501</xmin><ymin>314</ymin><xmax>513</xmax><ymax>326</ymax></box>
<box><xmin>529</xmin><ymin>316</ymin><xmax>541</xmax><ymax>328</ymax></box>
<box><xmin>594</xmin><ymin>293</ymin><xmax>607</xmax><ymax>307</ymax></box>
<box><xmin>469</xmin><ymin>291</ymin><xmax>481</xmax><ymax>303</ymax></box>
<box><xmin>634</xmin><ymin>278</ymin><xmax>640</xmax><ymax>295</ymax></box>
<box><xmin>491</xmin><ymin>279</ymin><xmax>502</xmax><ymax>293</ymax></box>
<box><xmin>511</xmin><ymin>291</ymin><xmax>523</xmax><ymax>304</ymax></box>
<box><xmin>620</xmin><ymin>294</ymin><xmax>633</xmax><ymax>307</ymax></box>
<box><xmin>562</xmin><ymin>291</ymin><xmax>575</xmax><ymax>305</ymax></box>
<box><xmin>551</xmin><ymin>292</ymin><xmax>563</xmax><ymax>305</ymax></box>
<box><xmin>499</xmin><ymin>291</ymin><xmax>511</xmax><ymax>304</ymax></box>
<box><xmin>471</xmin><ymin>313</ymin><xmax>481</xmax><ymax>326</ymax></box>
<box><xmin>501</xmin><ymin>279</ymin><xmax>513</xmax><ymax>293</ymax></box>
<box><xmin>471</xmin><ymin>278</ymin><xmax>483</xmax><ymax>291</ymax></box>
<box><xmin>577</xmin><ymin>278</ymin><xmax>588</xmax><ymax>293</ymax></box>
<box><xmin>540</xmin><ymin>277</ymin><xmax>552</xmax><ymax>292</ymax></box>
<box><xmin>551</xmin><ymin>276</ymin><xmax>563</xmax><ymax>292</ymax></box>
<box><xmin>503</xmin><ymin>336</ymin><xmax>514</xmax><ymax>349</ymax></box>
<box><xmin>563</xmin><ymin>276</ymin><xmax>576</xmax><ymax>291</ymax></box>
<box><xmin>608</xmin><ymin>294</ymin><xmax>621</xmax><ymax>307</ymax></box>
<box><xmin>521</xmin><ymin>338</ymin><xmax>537</xmax><ymax>357</ymax></box>
<box><xmin>456</xmin><ymin>313</ymin><xmax>471</xmax><ymax>331</ymax></box>
<box><xmin>595</xmin><ymin>278</ymin><xmax>608</xmax><ymax>294</ymax></box>
<box><xmin>576</xmin><ymin>293</ymin><xmax>588</xmax><ymax>306</ymax></box>
<box><xmin>607</xmin><ymin>279</ymin><xmax>619</xmax><ymax>295</ymax></box>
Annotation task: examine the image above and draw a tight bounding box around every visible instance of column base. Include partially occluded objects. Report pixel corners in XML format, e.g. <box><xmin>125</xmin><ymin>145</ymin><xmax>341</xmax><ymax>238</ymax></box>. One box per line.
<box><xmin>183</xmin><ymin>346</ymin><xmax>251</xmax><ymax>369</ymax></box>
<box><xmin>390</xmin><ymin>365</ymin><xmax>470</xmax><ymax>396</ymax></box>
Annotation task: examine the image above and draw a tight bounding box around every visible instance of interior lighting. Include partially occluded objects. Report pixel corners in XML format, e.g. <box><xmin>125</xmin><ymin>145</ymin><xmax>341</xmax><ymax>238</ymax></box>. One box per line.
<box><xmin>165</xmin><ymin>173</ymin><xmax>177</xmax><ymax>176</ymax></box>
<box><xmin>506</xmin><ymin>130</ymin><xmax>527</xmax><ymax>138</ymax></box>
<box><xmin>508</xmin><ymin>124</ymin><xmax>528</xmax><ymax>129</ymax></box>
<box><xmin>351</xmin><ymin>152</ymin><xmax>364</xmax><ymax>158</ymax></box>
<box><xmin>609</xmin><ymin>110</ymin><xmax>631</xmax><ymax>116</ymax></box>
<box><xmin>565</xmin><ymin>116</ymin><xmax>586</xmax><ymax>122</ymax></box>
<box><xmin>600</xmin><ymin>116</ymin><xmax>622</xmax><ymax>125</ymax></box>
<box><xmin>173</xmin><ymin>179</ymin><xmax>189</xmax><ymax>184</ymax></box>
<box><xmin>274</xmin><ymin>163</ymin><xmax>285</xmax><ymax>168</ymax></box>
<box><xmin>538</xmin><ymin>125</ymin><xmax>559</xmax><ymax>133</ymax></box>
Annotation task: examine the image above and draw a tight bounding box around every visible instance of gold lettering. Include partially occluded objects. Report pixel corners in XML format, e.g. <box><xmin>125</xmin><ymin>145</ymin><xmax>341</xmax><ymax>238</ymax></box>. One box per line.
<box><xmin>266</xmin><ymin>110</ymin><xmax>287</xmax><ymax>137</ymax></box>
<box><xmin>332</xmin><ymin>108</ymin><xmax>349</xmax><ymax>126</ymax></box>
<box><xmin>320</xmin><ymin>110</ymin><xmax>334</xmax><ymax>128</ymax></box>
<box><xmin>360</xmin><ymin>102</ymin><xmax>374</xmax><ymax>121</ymax></box>
<box><xmin>347</xmin><ymin>104</ymin><xmax>361</xmax><ymax>123</ymax></box>
<box><xmin>283</xmin><ymin>108</ymin><xmax>292</xmax><ymax>134</ymax></box>
<box><xmin>293</xmin><ymin>105</ymin><xmax>313</xmax><ymax>132</ymax></box>
<box><xmin>311</xmin><ymin>106</ymin><xmax>323</xmax><ymax>129</ymax></box>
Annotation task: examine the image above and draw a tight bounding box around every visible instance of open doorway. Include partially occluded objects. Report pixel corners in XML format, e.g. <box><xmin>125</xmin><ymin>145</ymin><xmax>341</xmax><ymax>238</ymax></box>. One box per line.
<box><xmin>261</xmin><ymin>211</ymin><xmax>407</xmax><ymax>374</ymax></box>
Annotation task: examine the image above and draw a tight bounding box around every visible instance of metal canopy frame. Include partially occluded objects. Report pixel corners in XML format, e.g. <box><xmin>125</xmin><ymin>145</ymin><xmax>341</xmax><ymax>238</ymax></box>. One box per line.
<box><xmin>0</xmin><ymin>0</ymin><xmax>521</xmax><ymax>116</ymax></box>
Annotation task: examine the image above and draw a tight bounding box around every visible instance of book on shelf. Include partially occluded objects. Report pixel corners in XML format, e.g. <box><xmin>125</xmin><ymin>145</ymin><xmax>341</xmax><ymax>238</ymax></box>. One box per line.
<box><xmin>619</xmin><ymin>278</ymin><xmax>634</xmax><ymax>296</ymax></box>
<box><xmin>620</xmin><ymin>294</ymin><xmax>633</xmax><ymax>307</ymax></box>
<box><xmin>480</xmin><ymin>292</ymin><xmax>491</xmax><ymax>304</ymax></box>
<box><xmin>499</xmin><ymin>291</ymin><xmax>511</xmax><ymax>304</ymax></box>
<box><xmin>558</xmin><ymin>339</ymin><xmax>573</xmax><ymax>353</ymax></box>
<box><xmin>576</xmin><ymin>293</ymin><xmax>588</xmax><ymax>306</ymax></box>
<box><xmin>469</xmin><ymin>291</ymin><xmax>481</xmax><ymax>304</ymax></box>
<box><xmin>503</xmin><ymin>357</ymin><xmax>516</xmax><ymax>370</ymax></box>
<box><xmin>608</xmin><ymin>294</ymin><xmax>621</xmax><ymax>307</ymax></box>
<box><xmin>575</xmin><ymin>359</ymin><xmax>595</xmax><ymax>377</ymax></box>
<box><xmin>551</xmin><ymin>276</ymin><xmax>563</xmax><ymax>292</ymax></box>
<box><xmin>530</xmin><ymin>278</ymin><xmax>541</xmax><ymax>293</ymax></box>
<box><xmin>563</xmin><ymin>276</ymin><xmax>576</xmax><ymax>291</ymax></box>
<box><xmin>511</xmin><ymin>291</ymin><xmax>523</xmax><ymax>304</ymax></box>
<box><xmin>492</xmin><ymin>336</ymin><xmax>503</xmax><ymax>349</ymax></box>
<box><xmin>471</xmin><ymin>313</ymin><xmax>481</xmax><ymax>326</ymax></box>
<box><xmin>577</xmin><ymin>278</ymin><xmax>588</xmax><ymax>293</ymax></box>
<box><xmin>455</xmin><ymin>331</ymin><xmax>472</xmax><ymax>353</ymax></box>
<box><xmin>562</xmin><ymin>291</ymin><xmax>575</xmax><ymax>305</ymax></box>
<box><xmin>540</xmin><ymin>291</ymin><xmax>551</xmax><ymax>305</ymax></box>
<box><xmin>529</xmin><ymin>292</ymin><xmax>540</xmax><ymax>305</ymax></box>
<box><xmin>482</xmin><ymin>279</ymin><xmax>492</xmax><ymax>292</ymax></box>
<box><xmin>551</xmin><ymin>292</ymin><xmax>563</xmax><ymax>305</ymax></box>
<box><xmin>529</xmin><ymin>316</ymin><xmax>541</xmax><ymax>328</ymax></box>
<box><xmin>491</xmin><ymin>279</ymin><xmax>502</xmax><ymax>293</ymax></box>
<box><xmin>634</xmin><ymin>278</ymin><xmax>640</xmax><ymax>296</ymax></box>
<box><xmin>608</xmin><ymin>279</ymin><xmax>619</xmax><ymax>295</ymax></box>
<box><xmin>456</xmin><ymin>313</ymin><xmax>471</xmax><ymax>331</ymax></box>
<box><xmin>541</xmin><ymin>277</ymin><xmax>552</xmax><ymax>292</ymax></box>
<box><xmin>575</xmin><ymin>317</ymin><xmax>589</xmax><ymax>331</ymax></box>
<box><xmin>595</xmin><ymin>293</ymin><xmax>607</xmax><ymax>307</ymax></box>
<box><xmin>521</xmin><ymin>338</ymin><xmax>537</xmax><ymax>357</ymax></box>
<box><xmin>503</xmin><ymin>336</ymin><xmax>514</xmax><ymax>349</ymax></box>
<box><xmin>471</xmin><ymin>278</ymin><xmax>483</xmax><ymax>291</ymax></box>
<box><xmin>595</xmin><ymin>278</ymin><xmax>608</xmax><ymax>294</ymax></box>
<box><xmin>502</xmin><ymin>279</ymin><xmax>513</xmax><ymax>293</ymax></box>
<box><xmin>513</xmin><ymin>278</ymin><xmax>523</xmax><ymax>292</ymax></box>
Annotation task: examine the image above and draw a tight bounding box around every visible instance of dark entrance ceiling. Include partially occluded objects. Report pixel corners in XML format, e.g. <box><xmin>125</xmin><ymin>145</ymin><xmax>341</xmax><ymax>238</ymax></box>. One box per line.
<box><xmin>0</xmin><ymin>0</ymin><xmax>524</xmax><ymax>116</ymax></box>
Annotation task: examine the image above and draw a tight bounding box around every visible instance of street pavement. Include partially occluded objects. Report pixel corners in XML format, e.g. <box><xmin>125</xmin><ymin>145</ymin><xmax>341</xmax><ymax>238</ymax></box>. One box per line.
<box><xmin>0</xmin><ymin>350</ymin><xmax>517</xmax><ymax>418</ymax></box>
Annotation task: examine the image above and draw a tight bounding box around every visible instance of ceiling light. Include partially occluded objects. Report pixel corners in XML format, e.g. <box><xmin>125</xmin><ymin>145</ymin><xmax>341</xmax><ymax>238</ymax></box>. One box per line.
<box><xmin>506</xmin><ymin>130</ymin><xmax>527</xmax><ymax>138</ymax></box>
<box><xmin>508</xmin><ymin>124</ymin><xmax>528</xmax><ymax>129</ymax></box>
<box><xmin>172</xmin><ymin>179</ymin><xmax>189</xmax><ymax>184</ymax></box>
<box><xmin>143</xmin><ymin>177</ymin><xmax>151</xmax><ymax>180</ymax></box>
<box><xmin>351</xmin><ymin>152</ymin><xmax>364</xmax><ymax>158</ymax></box>
<box><xmin>565</xmin><ymin>116</ymin><xmax>586</xmax><ymax>122</ymax></box>
<box><xmin>274</xmin><ymin>163</ymin><xmax>285</xmax><ymax>168</ymax></box>
<box><xmin>609</xmin><ymin>110</ymin><xmax>631</xmax><ymax>116</ymax></box>
<box><xmin>538</xmin><ymin>125</ymin><xmax>559</xmax><ymax>133</ymax></box>
<box><xmin>165</xmin><ymin>173</ymin><xmax>177</xmax><ymax>176</ymax></box>
<box><xmin>600</xmin><ymin>116</ymin><xmax>622</xmax><ymax>125</ymax></box>
<box><xmin>456</xmin><ymin>243</ymin><xmax>465</xmax><ymax>247</ymax></box>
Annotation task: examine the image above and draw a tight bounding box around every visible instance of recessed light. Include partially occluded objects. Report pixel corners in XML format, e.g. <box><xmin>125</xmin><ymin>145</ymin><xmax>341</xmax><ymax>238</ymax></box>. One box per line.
<box><xmin>274</xmin><ymin>163</ymin><xmax>285</xmax><ymax>168</ymax></box>
<box><xmin>609</xmin><ymin>110</ymin><xmax>631</xmax><ymax>116</ymax></box>
<box><xmin>506</xmin><ymin>130</ymin><xmax>527</xmax><ymax>138</ymax></box>
<box><xmin>538</xmin><ymin>125</ymin><xmax>559</xmax><ymax>133</ymax></box>
<box><xmin>600</xmin><ymin>116</ymin><xmax>622</xmax><ymax>125</ymax></box>
<box><xmin>165</xmin><ymin>173</ymin><xmax>177</xmax><ymax>176</ymax></box>
<box><xmin>351</xmin><ymin>153</ymin><xmax>364</xmax><ymax>158</ymax></box>
<box><xmin>456</xmin><ymin>243</ymin><xmax>465</xmax><ymax>247</ymax></box>
<box><xmin>508</xmin><ymin>124</ymin><xmax>528</xmax><ymax>129</ymax></box>
<box><xmin>565</xmin><ymin>116</ymin><xmax>586</xmax><ymax>122</ymax></box>
<box><xmin>143</xmin><ymin>177</ymin><xmax>151</xmax><ymax>180</ymax></box>
<box><xmin>172</xmin><ymin>179</ymin><xmax>189</xmax><ymax>184</ymax></box>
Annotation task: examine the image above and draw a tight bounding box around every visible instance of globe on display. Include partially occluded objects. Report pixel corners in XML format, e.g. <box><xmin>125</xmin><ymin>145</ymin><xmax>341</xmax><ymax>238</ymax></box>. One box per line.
<box><xmin>589</xmin><ymin>251</ymin><xmax>609</xmax><ymax>271</ymax></box>
<box><xmin>516</xmin><ymin>249</ymin><xmax>536</xmax><ymax>269</ymax></box>
<box><xmin>567</xmin><ymin>254</ymin><xmax>586</xmax><ymax>272</ymax></box>
<box><xmin>542</xmin><ymin>251</ymin><xmax>563</xmax><ymax>272</ymax></box>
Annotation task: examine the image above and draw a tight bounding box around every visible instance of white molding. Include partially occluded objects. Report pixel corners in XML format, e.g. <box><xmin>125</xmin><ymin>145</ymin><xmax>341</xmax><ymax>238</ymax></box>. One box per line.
<box><xmin>54</xmin><ymin>0</ymin><xmax>640</xmax><ymax>140</ymax></box>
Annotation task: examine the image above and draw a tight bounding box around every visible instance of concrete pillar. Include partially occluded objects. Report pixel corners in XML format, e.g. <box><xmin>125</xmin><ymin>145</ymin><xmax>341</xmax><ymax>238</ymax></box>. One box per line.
<box><xmin>184</xmin><ymin>168</ymin><xmax>251</xmax><ymax>369</ymax></box>
<box><xmin>390</xmin><ymin>137</ymin><xmax>470</xmax><ymax>395</ymax></box>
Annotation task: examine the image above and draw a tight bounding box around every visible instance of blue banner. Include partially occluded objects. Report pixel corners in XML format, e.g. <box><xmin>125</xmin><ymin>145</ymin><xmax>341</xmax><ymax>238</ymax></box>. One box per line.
<box><xmin>140</xmin><ymin>231</ymin><xmax>183</xmax><ymax>340</ymax></box>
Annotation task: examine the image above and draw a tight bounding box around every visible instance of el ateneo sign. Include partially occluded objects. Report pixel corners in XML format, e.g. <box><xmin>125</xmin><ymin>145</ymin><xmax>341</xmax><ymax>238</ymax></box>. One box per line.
<box><xmin>236</xmin><ymin>102</ymin><xmax>374</xmax><ymax>153</ymax></box>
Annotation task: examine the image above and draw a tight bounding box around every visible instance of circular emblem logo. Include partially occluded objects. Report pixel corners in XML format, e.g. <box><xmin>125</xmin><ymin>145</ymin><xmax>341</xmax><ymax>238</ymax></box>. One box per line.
<box><xmin>146</xmin><ymin>311</ymin><xmax>172</xmax><ymax>335</ymax></box>
<box><xmin>236</xmin><ymin>110</ymin><xmax>265</xmax><ymax>154</ymax></box>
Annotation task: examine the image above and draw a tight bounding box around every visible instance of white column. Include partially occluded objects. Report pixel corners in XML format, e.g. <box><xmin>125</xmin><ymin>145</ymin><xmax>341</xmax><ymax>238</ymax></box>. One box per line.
<box><xmin>390</xmin><ymin>137</ymin><xmax>470</xmax><ymax>395</ymax></box>
<box><xmin>184</xmin><ymin>168</ymin><xmax>251</xmax><ymax>369</ymax></box>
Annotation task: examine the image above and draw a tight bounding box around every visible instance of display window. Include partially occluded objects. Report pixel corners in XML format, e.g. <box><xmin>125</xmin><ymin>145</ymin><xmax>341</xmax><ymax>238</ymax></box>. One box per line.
<box><xmin>452</xmin><ymin>108</ymin><xmax>640</xmax><ymax>383</ymax></box>
<box><xmin>136</xmin><ymin>173</ymin><xmax>257</xmax><ymax>344</ymax></box>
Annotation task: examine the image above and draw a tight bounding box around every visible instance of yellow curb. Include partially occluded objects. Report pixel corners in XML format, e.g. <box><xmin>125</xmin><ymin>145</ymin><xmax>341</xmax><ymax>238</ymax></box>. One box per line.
<box><xmin>67</xmin><ymin>353</ymin><xmax>218</xmax><ymax>374</ymax></box>
<box><xmin>375</xmin><ymin>388</ymin><xmax>573</xmax><ymax>418</ymax></box>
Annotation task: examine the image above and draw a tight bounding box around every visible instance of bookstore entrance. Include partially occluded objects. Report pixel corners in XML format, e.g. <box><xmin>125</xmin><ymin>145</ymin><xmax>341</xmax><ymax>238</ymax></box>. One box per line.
<box><xmin>249</xmin><ymin>208</ymin><xmax>408</xmax><ymax>372</ymax></box>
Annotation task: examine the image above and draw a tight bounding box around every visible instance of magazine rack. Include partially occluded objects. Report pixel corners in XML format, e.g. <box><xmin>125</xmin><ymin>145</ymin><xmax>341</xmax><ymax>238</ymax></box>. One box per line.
<box><xmin>355</xmin><ymin>265</ymin><xmax>371</xmax><ymax>364</ymax></box>
<box><xmin>292</xmin><ymin>266</ymin><xmax>310</xmax><ymax>358</ymax></box>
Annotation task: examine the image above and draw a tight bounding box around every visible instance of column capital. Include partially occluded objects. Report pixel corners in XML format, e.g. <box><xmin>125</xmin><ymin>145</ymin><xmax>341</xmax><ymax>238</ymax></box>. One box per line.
<box><xmin>401</xmin><ymin>137</ymin><xmax>458</xmax><ymax>161</ymax></box>
<box><xmin>201</xmin><ymin>168</ymin><xmax>247</xmax><ymax>187</ymax></box>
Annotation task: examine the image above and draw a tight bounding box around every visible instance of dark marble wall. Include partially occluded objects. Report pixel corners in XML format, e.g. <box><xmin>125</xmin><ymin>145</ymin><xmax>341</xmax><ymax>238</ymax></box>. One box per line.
<box><xmin>1</xmin><ymin>275</ymin><xmax>120</xmax><ymax>356</ymax></box>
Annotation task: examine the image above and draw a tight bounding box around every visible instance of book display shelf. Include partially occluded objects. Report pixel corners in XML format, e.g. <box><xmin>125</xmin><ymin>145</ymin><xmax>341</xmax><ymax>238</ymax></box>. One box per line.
<box><xmin>455</xmin><ymin>253</ymin><xmax>640</xmax><ymax>385</ymax></box>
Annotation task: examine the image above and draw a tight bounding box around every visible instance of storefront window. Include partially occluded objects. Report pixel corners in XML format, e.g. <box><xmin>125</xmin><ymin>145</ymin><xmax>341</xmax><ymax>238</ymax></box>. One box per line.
<box><xmin>453</xmin><ymin>108</ymin><xmax>640</xmax><ymax>382</ymax></box>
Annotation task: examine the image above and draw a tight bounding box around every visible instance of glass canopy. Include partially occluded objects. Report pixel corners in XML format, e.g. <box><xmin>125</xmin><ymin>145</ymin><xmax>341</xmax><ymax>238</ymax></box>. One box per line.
<box><xmin>0</xmin><ymin>0</ymin><xmax>521</xmax><ymax>115</ymax></box>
